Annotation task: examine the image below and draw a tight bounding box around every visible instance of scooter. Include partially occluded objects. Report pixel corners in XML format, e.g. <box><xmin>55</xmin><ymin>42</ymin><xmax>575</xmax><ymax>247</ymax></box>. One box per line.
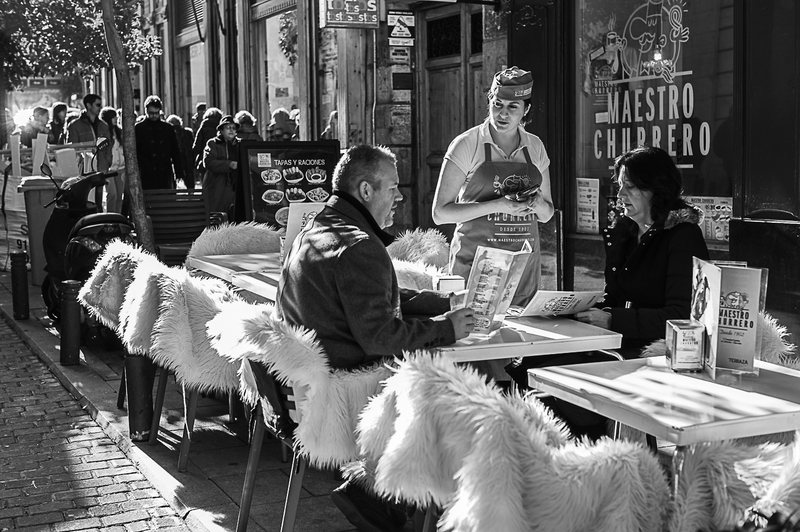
<box><xmin>40</xmin><ymin>142</ymin><xmax>134</xmax><ymax>322</ymax></box>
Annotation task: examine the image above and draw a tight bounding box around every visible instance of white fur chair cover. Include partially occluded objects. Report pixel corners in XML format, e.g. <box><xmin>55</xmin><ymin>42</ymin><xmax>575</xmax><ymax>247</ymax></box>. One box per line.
<box><xmin>387</xmin><ymin>228</ymin><xmax>449</xmax><ymax>270</ymax></box>
<box><xmin>149</xmin><ymin>275</ymin><xmax>242</xmax><ymax>395</ymax></box>
<box><xmin>357</xmin><ymin>353</ymin><xmax>669</xmax><ymax>532</ymax></box>
<box><xmin>79</xmin><ymin>240</ymin><xmax>160</xmax><ymax>331</ymax></box>
<box><xmin>208</xmin><ymin>300</ymin><xmax>392</xmax><ymax>469</ymax></box>
<box><xmin>185</xmin><ymin>222</ymin><xmax>281</xmax><ymax>266</ymax></box>
<box><xmin>117</xmin><ymin>261</ymin><xmax>187</xmax><ymax>355</ymax></box>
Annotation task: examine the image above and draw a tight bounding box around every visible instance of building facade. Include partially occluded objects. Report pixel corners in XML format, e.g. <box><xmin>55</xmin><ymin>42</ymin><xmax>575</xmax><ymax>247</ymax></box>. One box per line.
<box><xmin>124</xmin><ymin>0</ymin><xmax>797</xmax><ymax>333</ymax></box>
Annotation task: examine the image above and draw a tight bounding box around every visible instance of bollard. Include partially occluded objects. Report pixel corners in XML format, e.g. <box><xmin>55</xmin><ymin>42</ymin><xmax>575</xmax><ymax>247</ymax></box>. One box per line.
<box><xmin>10</xmin><ymin>252</ymin><xmax>29</xmax><ymax>320</ymax></box>
<box><xmin>59</xmin><ymin>280</ymin><xmax>82</xmax><ymax>365</ymax></box>
<box><xmin>125</xmin><ymin>354</ymin><xmax>156</xmax><ymax>442</ymax></box>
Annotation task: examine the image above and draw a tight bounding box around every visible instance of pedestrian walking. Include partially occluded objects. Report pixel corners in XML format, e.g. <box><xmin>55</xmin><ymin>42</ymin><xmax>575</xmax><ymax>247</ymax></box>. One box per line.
<box><xmin>192</xmin><ymin>107</ymin><xmax>223</xmax><ymax>186</ymax></box>
<box><xmin>100</xmin><ymin>107</ymin><xmax>127</xmax><ymax>213</ymax></box>
<box><xmin>234</xmin><ymin>110</ymin><xmax>263</xmax><ymax>141</ymax></box>
<box><xmin>202</xmin><ymin>114</ymin><xmax>239</xmax><ymax>219</ymax></box>
<box><xmin>66</xmin><ymin>94</ymin><xmax>112</xmax><ymax>173</ymax></box>
<box><xmin>134</xmin><ymin>95</ymin><xmax>184</xmax><ymax>189</ymax></box>
<box><xmin>167</xmin><ymin>114</ymin><xmax>196</xmax><ymax>189</ymax></box>
<box><xmin>48</xmin><ymin>102</ymin><xmax>68</xmax><ymax>145</ymax></box>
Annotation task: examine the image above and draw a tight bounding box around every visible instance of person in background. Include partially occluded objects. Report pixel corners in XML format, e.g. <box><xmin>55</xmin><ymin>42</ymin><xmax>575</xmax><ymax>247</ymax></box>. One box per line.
<box><xmin>289</xmin><ymin>108</ymin><xmax>301</xmax><ymax>140</ymax></box>
<box><xmin>134</xmin><ymin>95</ymin><xmax>183</xmax><ymax>189</ymax></box>
<box><xmin>166</xmin><ymin>114</ymin><xmax>196</xmax><ymax>189</ymax></box>
<box><xmin>202</xmin><ymin>115</ymin><xmax>239</xmax><ymax>219</ymax></box>
<box><xmin>508</xmin><ymin>145</ymin><xmax>711</xmax><ymax>439</ymax></box>
<box><xmin>265</xmin><ymin>107</ymin><xmax>295</xmax><ymax>141</ymax></box>
<box><xmin>277</xmin><ymin>145</ymin><xmax>473</xmax><ymax>532</ymax></box>
<box><xmin>192</xmin><ymin>106</ymin><xmax>223</xmax><ymax>184</ymax></box>
<box><xmin>48</xmin><ymin>102</ymin><xmax>68</xmax><ymax>145</ymax></box>
<box><xmin>320</xmin><ymin>110</ymin><xmax>338</xmax><ymax>140</ymax></box>
<box><xmin>191</xmin><ymin>102</ymin><xmax>206</xmax><ymax>134</ymax></box>
<box><xmin>14</xmin><ymin>106</ymin><xmax>50</xmax><ymax>148</ymax></box>
<box><xmin>99</xmin><ymin>107</ymin><xmax>126</xmax><ymax>213</ymax></box>
<box><xmin>66</xmin><ymin>94</ymin><xmax>111</xmax><ymax>172</ymax></box>
<box><xmin>432</xmin><ymin>66</ymin><xmax>553</xmax><ymax>383</ymax></box>
<box><xmin>234</xmin><ymin>110</ymin><xmax>263</xmax><ymax>141</ymax></box>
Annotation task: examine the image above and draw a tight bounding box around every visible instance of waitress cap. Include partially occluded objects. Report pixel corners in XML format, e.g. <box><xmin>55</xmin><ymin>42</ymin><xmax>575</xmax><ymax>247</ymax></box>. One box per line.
<box><xmin>490</xmin><ymin>66</ymin><xmax>533</xmax><ymax>100</ymax></box>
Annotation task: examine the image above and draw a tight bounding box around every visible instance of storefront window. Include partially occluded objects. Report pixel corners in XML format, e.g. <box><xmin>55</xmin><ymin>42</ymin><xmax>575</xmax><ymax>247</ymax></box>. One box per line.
<box><xmin>572</xmin><ymin>0</ymin><xmax>734</xmax><ymax>288</ymax></box>
<box><xmin>318</xmin><ymin>27</ymin><xmax>338</xmax><ymax>140</ymax></box>
<box><xmin>254</xmin><ymin>7</ymin><xmax>299</xmax><ymax>140</ymax></box>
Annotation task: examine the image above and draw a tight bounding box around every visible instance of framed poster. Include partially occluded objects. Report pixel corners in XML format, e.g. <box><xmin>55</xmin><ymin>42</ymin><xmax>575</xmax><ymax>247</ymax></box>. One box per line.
<box><xmin>237</xmin><ymin>140</ymin><xmax>340</xmax><ymax>227</ymax></box>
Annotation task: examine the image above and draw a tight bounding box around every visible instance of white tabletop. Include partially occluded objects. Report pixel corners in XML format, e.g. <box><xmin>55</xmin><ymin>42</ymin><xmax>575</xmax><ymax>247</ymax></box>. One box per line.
<box><xmin>436</xmin><ymin>316</ymin><xmax>622</xmax><ymax>363</ymax></box>
<box><xmin>528</xmin><ymin>357</ymin><xmax>800</xmax><ymax>446</ymax></box>
<box><xmin>186</xmin><ymin>252</ymin><xmax>282</xmax><ymax>282</ymax></box>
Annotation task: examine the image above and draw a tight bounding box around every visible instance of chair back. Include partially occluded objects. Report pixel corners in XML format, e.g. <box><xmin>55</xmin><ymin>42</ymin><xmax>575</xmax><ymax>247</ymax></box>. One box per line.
<box><xmin>245</xmin><ymin>359</ymin><xmax>298</xmax><ymax>443</ymax></box>
<box><xmin>143</xmin><ymin>189</ymin><xmax>207</xmax><ymax>266</ymax></box>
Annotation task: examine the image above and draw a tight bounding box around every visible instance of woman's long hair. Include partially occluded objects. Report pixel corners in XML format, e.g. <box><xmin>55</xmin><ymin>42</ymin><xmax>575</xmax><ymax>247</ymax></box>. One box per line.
<box><xmin>99</xmin><ymin>107</ymin><xmax>123</xmax><ymax>146</ymax></box>
<box><xmin>613</xmin><ymin>145</ymin><xmax>686</xmax><ymax>226</ymax></box>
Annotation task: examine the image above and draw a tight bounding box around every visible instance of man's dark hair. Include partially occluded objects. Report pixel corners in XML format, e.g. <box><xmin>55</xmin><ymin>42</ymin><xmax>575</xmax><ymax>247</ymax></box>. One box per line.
<box><xmin>144</xmin><ymin>95</ymin><xmax>163</xmax><ymax>110</ymax></box>
<box><xmin>83</xmin><ymin>94</ymin><xmax>101</xmax><ymax>109</ymax></box>
<box><xmin>196</xmin><ymin>102</ymin><xmax>207</xmax><ymax>112</ymax></box>
<box><xmin>332</xmin><ymin>145</ymin><xmax>396</xmax><ymax>195</ymax></box>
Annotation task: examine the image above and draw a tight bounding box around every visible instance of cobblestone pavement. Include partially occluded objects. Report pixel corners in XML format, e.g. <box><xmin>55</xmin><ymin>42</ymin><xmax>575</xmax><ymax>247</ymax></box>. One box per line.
<box><xmin>0</xmin><ymin>321</ymin><xmax>191</xmax><ymax>532</ymax></box>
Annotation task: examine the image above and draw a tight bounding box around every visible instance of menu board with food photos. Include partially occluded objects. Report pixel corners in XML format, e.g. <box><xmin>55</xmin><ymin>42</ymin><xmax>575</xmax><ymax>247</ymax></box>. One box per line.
<box><xmin>237</xmin><ymin>140</ymin><xmax>340</xmax><ymax>227</ymax></box>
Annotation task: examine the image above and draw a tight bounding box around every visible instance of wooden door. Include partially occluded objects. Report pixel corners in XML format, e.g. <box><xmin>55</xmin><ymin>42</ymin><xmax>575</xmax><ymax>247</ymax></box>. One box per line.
<box><xmin>416</xmin><ymin>4</ymin><xmax>484</xmax><ymax>235</ymax></box>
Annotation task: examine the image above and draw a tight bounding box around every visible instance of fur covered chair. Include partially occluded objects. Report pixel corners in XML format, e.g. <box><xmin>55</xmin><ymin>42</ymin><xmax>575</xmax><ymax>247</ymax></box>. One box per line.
<box><xmin>185</xmin><ymin>221</ymin><xmax>281</xmax><ymax>268</ymax></box>
<box><xmin>387</xmin><ymin>228</ymin><xmax>450</xmax><ymax>270</ymax></box>
<box><xmin>208</xmin><ymin>300</ymin><xmax>391</xmax><ymax>532</ymax></box>
<box><xmin>357</xmin><ymin>353</ymin><xmax>670</xmax><ymax>532</ymax></box>
<box><xmin>149</xmin><ymin>274</ymin><xmax>244</xmax><ymax>471</ymax></box>
<box><xmin>79</xmin><ymin>239</ymin><xmax>161</xmax><ymax>332</ymax></box>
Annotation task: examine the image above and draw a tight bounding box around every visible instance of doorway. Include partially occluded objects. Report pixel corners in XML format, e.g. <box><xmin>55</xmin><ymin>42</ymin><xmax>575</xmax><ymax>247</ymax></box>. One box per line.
<box><xmin>415</xmin><ymin>3</ymin><xmax>484</xmax><ymax>236</ymax></box>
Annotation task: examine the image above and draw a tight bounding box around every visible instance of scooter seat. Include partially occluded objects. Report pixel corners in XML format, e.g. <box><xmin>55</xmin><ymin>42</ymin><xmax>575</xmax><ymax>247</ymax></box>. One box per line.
<box><xmin>69</xmin><ymin>212</ymin><xmax>130</xmax><ymax>239</ymax></box>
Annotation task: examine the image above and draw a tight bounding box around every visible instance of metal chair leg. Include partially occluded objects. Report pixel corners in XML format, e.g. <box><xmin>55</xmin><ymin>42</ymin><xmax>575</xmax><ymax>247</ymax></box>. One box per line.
<box><xmin>177</xmin><ymin>387</ymin><xmax>200</xmax><ymax>472</ymax></box>
<box><xmin>646</xmin><ymin>434</ymin><xmax>658</xmax><ymax>453</ymax></box>
<box><xmin>149</xmin><ymin>367</ymin><xmax>170</xmax><ymax>445</ymax></box>
<box><xmin>281</xmin><ymin>440</ymin><xmax>290</xmax><ymax>463</ymax></box>
<box><xmin>236</xmin><ymin>405</ymin><xmax>265</xmax><ymax>532</ymax></box>
<box><xmin>280</xmin><ymin>450</ymin><xmax>306</xmax><ymax>532</ymax></box>
<box><xmin>422</xmin><ymin>505</ymin><xmax>437</xmax><ymax>532</ymax></box>
<box><xmin>117</xmin><ymin>366</ymin><xmax>126</xmax><ymax>409</ymax></box>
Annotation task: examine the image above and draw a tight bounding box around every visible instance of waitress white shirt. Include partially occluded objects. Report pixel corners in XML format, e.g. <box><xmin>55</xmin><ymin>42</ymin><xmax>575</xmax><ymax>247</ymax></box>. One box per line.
<box><xmin>443</xmin><ymin>121</ymin><xmax>550</xmax><ymax>191</ymax></box>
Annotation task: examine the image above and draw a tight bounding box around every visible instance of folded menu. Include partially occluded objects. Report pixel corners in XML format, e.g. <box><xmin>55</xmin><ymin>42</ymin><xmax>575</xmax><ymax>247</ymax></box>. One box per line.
<box><xmin>512</xmin><ymin>290</ymin><xmax>605</xmax><ymax>317</ymax></box>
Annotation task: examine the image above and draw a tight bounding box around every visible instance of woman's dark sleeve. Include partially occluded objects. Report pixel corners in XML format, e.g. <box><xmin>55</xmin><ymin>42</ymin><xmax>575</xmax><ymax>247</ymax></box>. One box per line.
<box><xmin>608</xmin><ymin>224</ymin><xmax>709</xmax><ymax>340</ymax></box>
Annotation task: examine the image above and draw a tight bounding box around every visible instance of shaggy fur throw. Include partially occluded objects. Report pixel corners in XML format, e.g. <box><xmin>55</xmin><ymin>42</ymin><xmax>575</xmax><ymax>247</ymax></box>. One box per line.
<box><xmin>387</xmin><ymin>228</ymin><xmax>449</xmax><ymax>270</ymax></box>
<box><xmin>118</xmin><ymin>261</ymin><xmax>187</xmax><ymax>355</ymax></box>
<box><xmin>357</xmin><ymin>353</ymin><xmax>669</xmax><ymax>532</ymax></box>
<box><xmin>79</xmin><ymin>240</ymin><xmax>160</xmax><ymax>331</ymax></box>
<box><xmin>185</xmin><ymin>222</ymin><xmax>280</xmax><ymax>266</ymax></box>
<box><xmin>208</xmin><ymin>301</ymin><xmax>392</xmax><ymax>469</ymax></box>
<box><xmin>149</xmin><ymin>275</ymin><xmax>242</xmax><ymax>395</ymax></box>
<box><xmin>392</xmin><ymin>259</ymin><xmax>443</xmax><ymax>291</ymax></box>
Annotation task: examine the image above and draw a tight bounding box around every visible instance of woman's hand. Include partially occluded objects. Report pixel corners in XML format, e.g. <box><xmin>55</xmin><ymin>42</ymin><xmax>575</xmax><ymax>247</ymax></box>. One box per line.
<box><xmin>574</xmin><ymin>308</ymin><xmax>612</xmax><ymax>329</ymax></box>
<box><xmin>498</xmin><ymin>197</ymin><xmax>533</xmax><ymax>217</ymax></box>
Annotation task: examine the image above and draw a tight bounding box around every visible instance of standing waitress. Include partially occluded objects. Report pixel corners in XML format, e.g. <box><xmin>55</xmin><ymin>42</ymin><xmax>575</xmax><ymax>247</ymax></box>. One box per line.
<box><xmin>433</xmin><ymin>67</ymin><xmax>554</xmax><ymax>306</ymax></box>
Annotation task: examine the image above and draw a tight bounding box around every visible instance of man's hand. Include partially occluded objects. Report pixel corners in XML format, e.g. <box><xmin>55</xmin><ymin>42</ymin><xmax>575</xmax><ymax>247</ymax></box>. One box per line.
<box><xmin>574</xmin><ymin>308</ymin><xmax>611</xmax><ymax>329</ymax></box>
<box><xmin>444</xmin><ymin>307</ymin><xmax>474</xmax><ymax>340</ymax></box>
<box><xmin>229</xmin><ymin>161</ymin><xmax>238</xmax><ymax>170</ymax></box>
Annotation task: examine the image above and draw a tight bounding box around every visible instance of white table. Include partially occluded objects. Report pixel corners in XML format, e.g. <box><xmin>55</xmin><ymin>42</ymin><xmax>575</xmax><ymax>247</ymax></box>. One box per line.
<box><xmin>188</xmin><ymin>253</ymin><xmax>623</xmax><ymax>363</ymax></box>
<box><xmin>186</xmin><ymin>252</ymin><xmax>282</xmax><ymax>282</ymax></box>
<box><xmin>436</xmin><ymin>316</ymin><xmax>622</xmax><ymax>363</ymax></box>
<box><xmin>528</xmin><ymin>357</ymin><xmax>800</xmax><ymax>496</ymax></box>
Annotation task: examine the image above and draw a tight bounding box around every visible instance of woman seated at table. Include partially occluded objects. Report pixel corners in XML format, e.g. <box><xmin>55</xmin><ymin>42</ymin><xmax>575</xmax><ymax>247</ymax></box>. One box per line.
<box><xmin>508</xmin><ymin>145</ymin><xmax>710</xmax><ymax>437</ymax></box>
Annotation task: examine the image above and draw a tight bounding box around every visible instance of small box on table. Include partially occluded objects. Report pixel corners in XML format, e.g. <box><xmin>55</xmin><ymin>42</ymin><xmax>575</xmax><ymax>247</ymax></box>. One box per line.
<box><xmin>666</xmin><ymin>319</ymin><xmax>704</xmax><ymax>372</ymax></box>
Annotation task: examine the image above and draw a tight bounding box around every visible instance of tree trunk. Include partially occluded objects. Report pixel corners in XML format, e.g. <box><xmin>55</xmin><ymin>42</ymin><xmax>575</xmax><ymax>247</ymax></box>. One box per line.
<box><xmin>98</xmin><ymin>0</ymin><xmax>154</xmax><ymax>253</ymax></box>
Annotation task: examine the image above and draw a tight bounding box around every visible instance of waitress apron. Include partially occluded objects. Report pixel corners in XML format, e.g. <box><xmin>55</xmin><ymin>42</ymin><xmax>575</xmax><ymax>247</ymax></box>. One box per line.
<box><xmin>450</xmin><ymin>143</ymin><xmax>542</xmax><ymax>306</ymax></box>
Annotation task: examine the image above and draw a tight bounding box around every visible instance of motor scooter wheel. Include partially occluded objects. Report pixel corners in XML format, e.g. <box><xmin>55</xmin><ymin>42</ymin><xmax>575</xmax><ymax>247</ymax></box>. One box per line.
<box><xmin>41</xmin><ymin>274</ymin><xmax>61</xmax><ymax>321</ymax></box>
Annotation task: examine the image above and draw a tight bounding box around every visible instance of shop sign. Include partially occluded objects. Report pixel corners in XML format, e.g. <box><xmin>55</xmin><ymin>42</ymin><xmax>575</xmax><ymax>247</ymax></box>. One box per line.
<box><xmin>580</xmin><ymin>0</ymin><xmax>711</xmax><ymax>167</ymax></box>
<box><xmin>238</xmin><ymin>140</ymin><xmax>341</xmax><ymax>227</ymax></box>
<box><xmin>388</xmin><ymin>10</ymin><xmax>415</xmax><ymax>47</ymax></box>
<box><xmin>576</xmin><ymin>178</ymin><xmax>600</xmax><ymax>234</ymax></box>
<box><xmin>320</xmin><ymin>0</ymin><xmax>379</xmax><ymax>29</ymax></box>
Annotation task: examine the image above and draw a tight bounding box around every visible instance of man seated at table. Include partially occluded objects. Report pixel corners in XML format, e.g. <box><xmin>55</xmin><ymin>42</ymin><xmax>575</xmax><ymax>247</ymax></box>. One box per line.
<box><xmin>277</xmin><ymin>144</ymin><xmax>474</xmax><ymax>532</ymax></box>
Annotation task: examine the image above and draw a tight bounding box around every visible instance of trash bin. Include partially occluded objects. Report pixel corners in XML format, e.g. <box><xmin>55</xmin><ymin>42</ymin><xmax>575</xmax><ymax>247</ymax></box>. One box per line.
<box><xmin>17</xmin><ymin>177</ymin><xmax>61</xmax><ymax>286</ymax></box>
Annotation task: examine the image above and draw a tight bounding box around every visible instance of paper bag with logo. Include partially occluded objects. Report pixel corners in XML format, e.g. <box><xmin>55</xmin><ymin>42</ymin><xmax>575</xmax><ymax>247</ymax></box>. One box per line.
<box><xmin>464</xmin><ymin>242</ymin><xmax>532</xmax><ymax>336</ymax></box>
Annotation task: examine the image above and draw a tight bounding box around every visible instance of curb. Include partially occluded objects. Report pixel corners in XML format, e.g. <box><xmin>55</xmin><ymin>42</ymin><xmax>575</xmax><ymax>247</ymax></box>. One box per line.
<box><xmin>0</xmin><ymin>280</ymin><xmax>211</xmax><ymax>532</ymax></box>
